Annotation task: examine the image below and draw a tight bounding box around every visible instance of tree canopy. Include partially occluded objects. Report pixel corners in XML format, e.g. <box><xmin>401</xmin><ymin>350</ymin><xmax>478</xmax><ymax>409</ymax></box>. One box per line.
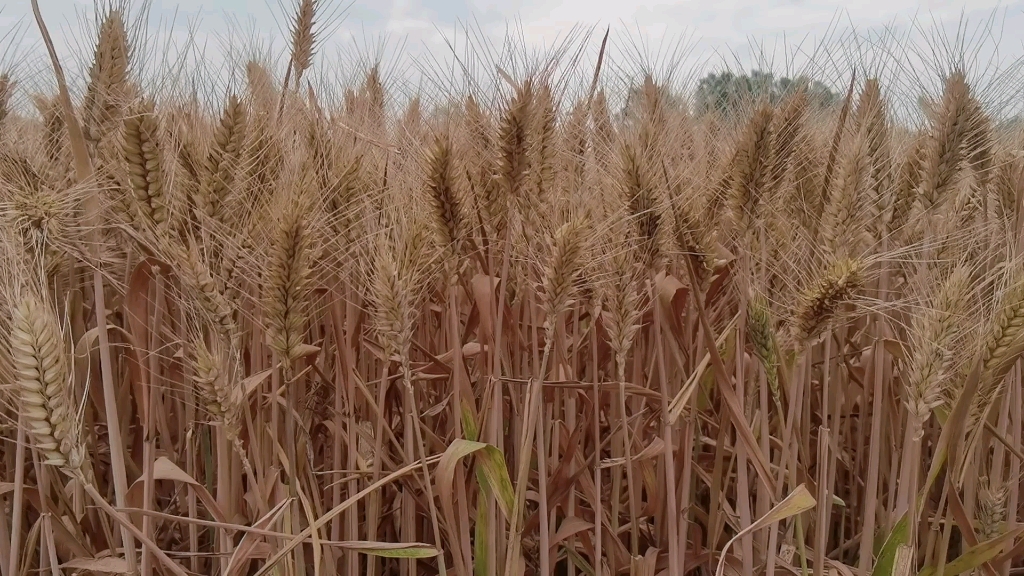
<box><xmin>693</xmin><ymin>70</ymin><xmax>838</xmax><ymax>115</ymax></box>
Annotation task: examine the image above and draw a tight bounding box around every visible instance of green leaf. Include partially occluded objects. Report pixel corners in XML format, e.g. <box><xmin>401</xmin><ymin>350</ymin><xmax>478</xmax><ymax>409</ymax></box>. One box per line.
<box><xmin>474</xmin><ymin>444</ymin><xmax>515</xmax><ymax>520</ymax></box>
<box><xmin>872</xmin><ymin>512</ymin><xmax>911</xmax><ymax>576</ymax></box>
<box><xmin>474</xmin><ymin>482</ymin><xmax>491</xmax><ymax>576</ymax></box>
<box><xmin>438</xmin><ymin>439</ymin><xmax>515</xmax><ymax>576</ymax></box>
<box><xmin>565</xmin><ymin>547</ymin><xmax>596</xmax><ymax>576</ymax></box>
<box><xmin>462</xmin><ymin>400</ymin><xmax>479</xmax><ymax>442</ymax></box>
<box><xmin>917</xmin><ymin>528</ymin><xmax>1024</xmax><ymax>576</ymax></box>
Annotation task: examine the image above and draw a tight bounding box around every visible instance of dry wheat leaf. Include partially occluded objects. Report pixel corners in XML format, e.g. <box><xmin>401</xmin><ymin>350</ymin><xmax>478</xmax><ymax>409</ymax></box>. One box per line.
<box><xmin>550</xmin><ymin>516</ymin><xmax>594</xmax><ymax>550</ymax></box>
<box><xmin>225</xmin><ymin>499</ymin><xmax>291</xmax><ymax>576</ymax></box>
<box><xmin>127</xmin><ymin>457</ymin><xmax>228</xmax><ymax>524</ymax></box>
<box><xmin>715</xmin><ymin>484</ymin><xmax>816</xmax><ymax>576</ymax></box>
<box><xmin>916</xmin><ymin>527</ymin><xmax>1024</xmax><ymax>576</ymax></box>
<box><xmin>332</xmin><ymin>541</ymin><xmax>440</xmax><ymax>557</ymax></box>
<box><xmin>243</xmin><ymin>367</ymin><xmax>274</xmax><ymax>397</ymax></box>
<box><xmin>63</xmin><ymin>557</ymin><xmax>130</xmax><ymax>573</ymax></box>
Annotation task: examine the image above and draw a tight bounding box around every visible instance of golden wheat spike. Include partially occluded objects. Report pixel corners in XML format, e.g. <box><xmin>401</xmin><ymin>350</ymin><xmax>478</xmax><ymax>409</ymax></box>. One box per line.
<box><xmin>121</xmin><ymin>99</ymin><xmax>167</xmax><ymax>229</ymax></box>
<box><xmin>791</xmin><ymin>256</ymin><xmax>865</xmax><ymax>343</ymax></box>
<box><xmin>10</xmin><ymin>292</ymin><xmax>82</xmax><ymax>471</ymax></box>
<box><xmin>264</xmin><ymin>188</ymin><xmax>313</xmax><ymax>366</ymax></box>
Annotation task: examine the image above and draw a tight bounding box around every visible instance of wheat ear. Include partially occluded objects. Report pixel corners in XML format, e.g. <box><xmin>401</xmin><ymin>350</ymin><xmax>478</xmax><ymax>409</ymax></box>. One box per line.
<box><xmin>978</xmin><ymin>272</ymin><xmax>1024</xmax><ymax>387</ymax></box>
<box><xmin>791</xmin><ymin>256</ymin><xmax>865</xmax><ymax>343</ymax></box>
<box><xmin>600</xmin><ymin>239</ymin><xmax>644</xmax><ymax>368</ymax></box>
<box><xmin>729</xmin><ymin>104</ymin><xmax>773</xmax><ymax>237</ymax></box>
<box><xmin>541</xmin><ymin>216</ymin><xmax>589</xmax><ymax>325</ymax></box>
<box><xmin>288</xmin><ymin>0</ymin><xmax>316</xmax><ymax>88</ymax></box>
<box><xmin>992</xmin><ymin>153</ymin><xmax>1021</xmax><ymax>225</ymax></box>
<box><xmin>496</xmin><ymin>81</ymin><xmax>533</xmax><ymax>226</ymax></box>
<box><xmin>2</xmin><ymin>157</ymin><xmax>72</xmax><ymax>281</ymax></box>
<box><xmin>524</xmin><ymin>83</ymin><xmax>557</xmax><ymax>230</ymax></box>
<box><xmin>821</xmin><ymin>131</ymin><xmax>870</xmax><ymax>257</ymax></box>
<box><xmin>192</xmin><ymin>336</ymin><xmax>241</xmax><ymax>437</ymax></box>
<box><xmin>122</xmin><ymin>99</ymin><xmax>167</xmax><ymax>230</ymax></box>
<box><xmin>976</xmin><ymin>477</ymin><xmax>1008</xmax><ymax>540</ymax></box>
<box><xmin>905</xmin><ymin>264</ymin><xmax>970</xmax><ymax>422</ymax></box>
<box><xmin>621</xmin><ymin>142</ymin><xmax>665</xmax><ymax>271</ymax></box>
<box><xmin>425</xmin><ymin>132</ymin><xmax>467</xmax><ymax>270</ymax></box>
<box><xmin>10</xmin><ymin>292</ymin><xmax>83</xmax><ymax>472</ymax></box>
<box><xmin>199</xmin><ymin>94</ymin><xmax>247</xmax><ymax>227</ymax></box>
<box><xmin>917</xmin><ymin>71</ymin><xmax>971</xmax><ymax>214</ymax></box>
<box><xmin>747</xmin><ymin>294</ymin><xmax>782</xmax><ymax>414</ymax></box>
<box><xmin>82</xmin><ymin>8</ymin><xmax>131</xmax><ymax>146</ymax></box>
<box><xmin>855</xmin><ymin>78</ymin><xmax>893</xmax><ymax>241</ymax></box>
<box><xmin>264</xmin><ymin>188</ymin><xmax>313</xmax><ymax>367</ymax></box>
<box><xmin>175</xmin><ymin>239</ymin><xmax>238</xmax><ymax>344</ymax></box>
<box><xmin>967</xmin><ymin>269</ymin><xmax>1024</xmax><ymax>442</ymax></box>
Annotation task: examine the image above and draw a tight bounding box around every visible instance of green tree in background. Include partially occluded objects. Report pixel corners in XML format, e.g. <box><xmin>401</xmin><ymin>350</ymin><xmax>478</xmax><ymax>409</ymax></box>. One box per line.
<box><xmin>694</xmin><ymin>70</ymin><xmax>838</xmax><ymax>115</ymax></box>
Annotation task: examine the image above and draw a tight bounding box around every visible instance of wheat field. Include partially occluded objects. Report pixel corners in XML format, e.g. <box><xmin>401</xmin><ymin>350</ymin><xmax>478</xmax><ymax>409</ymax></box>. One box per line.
<box><xmin>0</xmin><ymin>1</ymin><xmax>1022</xmax><ymax>575</ymax></box>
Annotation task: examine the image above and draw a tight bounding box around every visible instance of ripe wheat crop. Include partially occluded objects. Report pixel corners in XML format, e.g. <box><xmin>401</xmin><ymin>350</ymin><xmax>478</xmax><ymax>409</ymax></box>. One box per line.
<box><xmin>0</xmin><ymin>2</ymin><xmax>1022</xmax><ymax>576</ymax></box>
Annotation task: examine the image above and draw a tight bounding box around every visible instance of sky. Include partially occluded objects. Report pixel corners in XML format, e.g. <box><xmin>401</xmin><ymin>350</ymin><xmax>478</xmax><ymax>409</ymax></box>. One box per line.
<box><xmin>1</xmin><ymin>0</ymin><xmax>1023</xmax><ymax>116</ymax></box>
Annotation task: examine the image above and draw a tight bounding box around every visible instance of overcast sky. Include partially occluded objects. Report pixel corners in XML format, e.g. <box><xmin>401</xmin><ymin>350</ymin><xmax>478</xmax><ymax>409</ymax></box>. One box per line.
<box><xmin>2</xmin><ymin>0</ymin><xmax>1023</xmax><ymax>116</ymax></box>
